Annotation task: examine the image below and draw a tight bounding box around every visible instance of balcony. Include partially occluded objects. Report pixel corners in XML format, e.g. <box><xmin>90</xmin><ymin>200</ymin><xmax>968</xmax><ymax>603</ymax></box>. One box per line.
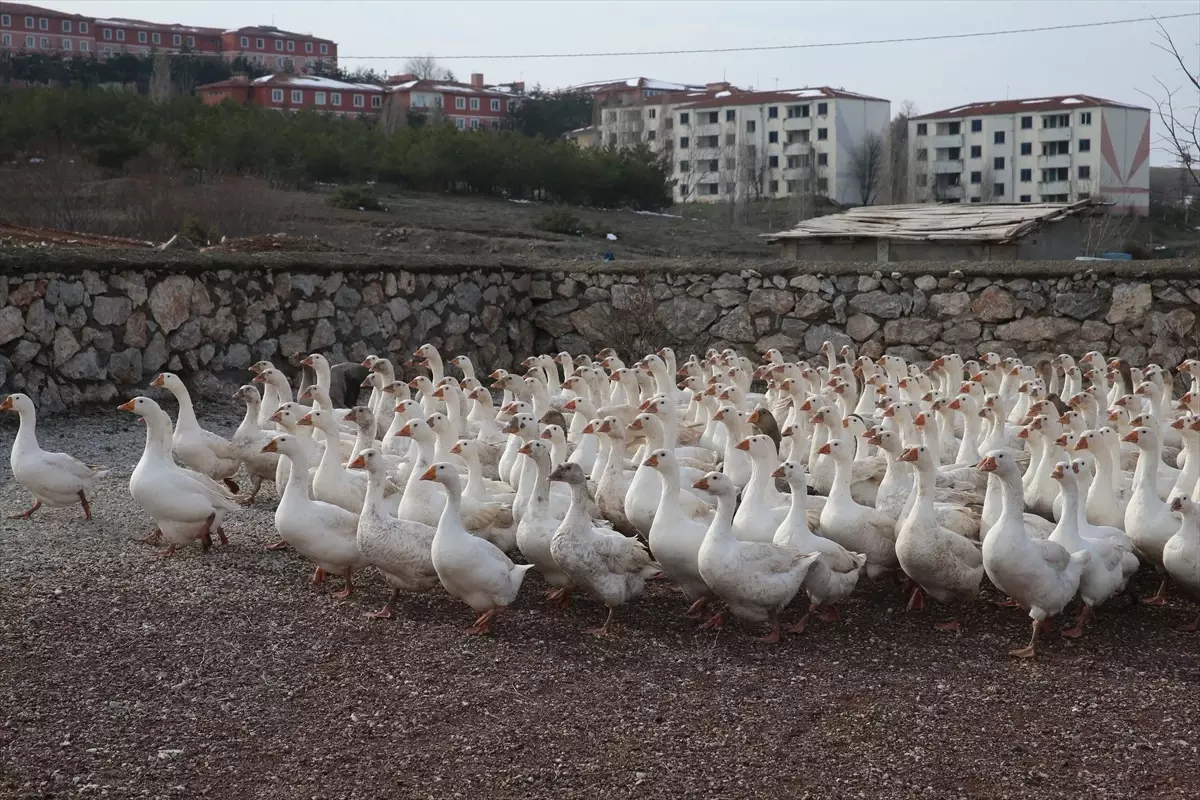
<box><xmin>783</xmin><ymin>139</ymin><xmax>812</xmax><ymax>150</ymax></box>
<box><xmin>931</xmin><ymin>185</ymin><xmax>965</xmax><ymax>200</ymax></box>
<box><xmin>1037</xmin><ymin>180</ymin><xmax>1071</xmax><ymax>194</ymax></box>
<box><xmin>1036</xmin><ymin>154</ymin><xmax>1072</xmax><ymax>169</ymax></box>
<box><xmin>782</xmin><ymin>115</ymin><xmax>814</xmax><ymax>131</ymax></box>
<box><xmin>1037</xmin><ymin>126</ymin><xmax>1072</xmax><ymax>142</ymax></box>
<box><xmin>930</xmin><ymin>133</ymin><xmax>963</xmax><ymax>150</ymax></box>
<box><xmin>932</xmin><ymin>159</ymin><xmax>964</xmax><ymax>174</ymax></box>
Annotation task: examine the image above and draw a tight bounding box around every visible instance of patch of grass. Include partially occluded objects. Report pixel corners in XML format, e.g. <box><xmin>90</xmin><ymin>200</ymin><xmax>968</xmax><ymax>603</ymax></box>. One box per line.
<box><xmin>329</xmin><ymin>185</ymin><xmax>387</xmax><ymax>212</ymax></box>
<box><xmin>533</xmin><ymin>208</ymin><xmax>594</xmax><ymax>237</ymax></box>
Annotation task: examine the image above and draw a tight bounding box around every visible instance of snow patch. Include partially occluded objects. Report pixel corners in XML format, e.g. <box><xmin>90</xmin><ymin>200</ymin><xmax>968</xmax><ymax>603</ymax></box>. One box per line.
<box><xmin>633</xmin><ymin>210</ymin><xmax>684</xmax><ymax>219</ymax></box>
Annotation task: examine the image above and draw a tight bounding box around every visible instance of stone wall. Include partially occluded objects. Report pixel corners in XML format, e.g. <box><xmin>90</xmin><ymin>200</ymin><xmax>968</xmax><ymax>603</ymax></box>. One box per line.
<box><xmin>0</xmin><ymin>253</ymin><xmax>1197</xmax><ymax>412</ymax></box>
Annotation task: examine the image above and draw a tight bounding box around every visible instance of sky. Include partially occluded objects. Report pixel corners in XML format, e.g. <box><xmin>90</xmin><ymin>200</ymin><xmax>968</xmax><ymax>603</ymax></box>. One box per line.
<box><xmin>42</xmin><ymin>0</ymin><xmax>1200</xmax><ymax>164</ymax></box>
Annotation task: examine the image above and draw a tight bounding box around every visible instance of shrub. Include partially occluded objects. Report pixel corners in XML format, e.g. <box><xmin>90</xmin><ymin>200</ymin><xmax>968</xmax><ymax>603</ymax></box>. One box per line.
<box><xmin>534</xmin><ymin>208</ymin><xmax>591</xmax><ymax>236</ymax></box>
<box><xmin>329</xmin><ymin>185</ymin><xmax>386</xmax><ymax>212</ymax></box>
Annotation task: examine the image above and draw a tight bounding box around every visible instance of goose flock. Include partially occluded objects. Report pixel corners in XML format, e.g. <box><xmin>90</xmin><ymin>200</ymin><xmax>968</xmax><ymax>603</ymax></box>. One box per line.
<box><xmin>5</xmin><ymin>343</ymin><xmax>1200</xmax><ymax>656</ymax></box>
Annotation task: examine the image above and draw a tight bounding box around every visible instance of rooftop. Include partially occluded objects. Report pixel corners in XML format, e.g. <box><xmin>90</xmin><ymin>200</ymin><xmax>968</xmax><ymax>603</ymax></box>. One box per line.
<box><xmin>566</xmin><ymin>77</ymin><xmax>707</xmax><ymax>93</ymax></box>
<box><xmin>95</xmin><ymin>17</ymin><xmax>223</xmax><ymax>34</ymax></box>
<box><xmin>676</xmin><ymin>86</ymin><xmax>887</xmax><ymax>109</ymax></box>
<box><xmin>386</xmin><ymin>78</ymin><xmax>514</xmax><ymax>97</ymax></box>
<box><xmin>197</xmin><ymin>73</ymin><xmax>383</xmax><ymax>93</ymax></box>
<box><xmin>765</xmin><ymin>201</ymin><xmax>1099</xmax><ymax>244</ymax></box>
<box><xmin>221</xmin><ymin>25</ymin><xmax>335</xmax><ymax>43</ymax></box>
<box><xmin>912</xmin><ymin>94</ymin><xmax>1148</xmax><ymax>120</ymax></box>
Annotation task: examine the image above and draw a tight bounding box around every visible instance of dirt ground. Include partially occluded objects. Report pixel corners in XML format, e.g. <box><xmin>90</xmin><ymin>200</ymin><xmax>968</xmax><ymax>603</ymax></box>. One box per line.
<box><xmin>2</xmin><ymin>407</ymin><xmax>1199</xmax><ymax>799</ymax></box>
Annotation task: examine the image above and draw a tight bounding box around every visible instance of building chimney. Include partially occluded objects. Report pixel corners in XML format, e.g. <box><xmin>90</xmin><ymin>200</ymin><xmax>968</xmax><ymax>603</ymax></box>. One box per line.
<box><xmin>470</xmin><ymin>73</ymin><xmax>484</xmax><ymax>87</ymax></box>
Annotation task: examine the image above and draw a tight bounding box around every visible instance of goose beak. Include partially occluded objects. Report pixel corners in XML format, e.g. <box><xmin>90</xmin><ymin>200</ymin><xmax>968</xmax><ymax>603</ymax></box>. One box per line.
<box><xmin>978</xmin><ymin>456</ymin><xmax>997</xmax><ymax>471</ymax></box>
<box><xmin>539</xmin><ymin>429</ymin><xmax>552</xmax><ymax>439</ymax></box>
<box><xmin>503</xmin><ymin>420</ymin><xmax>520</xmax><ymax>434</ymax></box>
<box><xmin>1121</xmin><ymin>431</ymin><xmax>1140</xmax><ymax>443</ymax></box>
<box><xmin>1055</xmin><ymin>435</ymin><xmax>1068</xmax><ymax>446</ymax></box>
<box><xmin>398</xmin><ymin>423</ymin><xmax>413</xmax><ymax>437</ymax></box>
<box><xmin>582</xmin><ymin>423</ymin><xmax>595</xmax><ymax>434</ymax></box>
<box><xmin>420</xmin><ymin>466</ymin><xmax>437</xmax><ymax>481</ymax></box>
<box><xmin>1171</xmin><ymin>418</ymin><xmax>1186</xmax><ymax>430</ymax></box>
<box><xmin>252</xmin><ymin>373</ymin><xmax>266</xmax><ymax>383</ymax></box>
<box><xmin>899</xmin><ymin>447</ymin><xmax>919</xmax><ymax>462</ymax></box>
<box><xmin>735</xmin><ymin>438</ymin><xmax>751</xmax><ymax>451</ymax></box>
<box><xmin>948</xmin><ymin>400</ymin><xmax>961</xmax><ymax>410</ymax></box>
<box><xmin>268</xmin><ymin>410</ymin><xmax>283</xmax><ymax>423</ymax></box>
<box><xmin>1171</xmin><ymin>497</ymin><xmax>1184</xmax><ymax>512</ymax></box>
<box><xmin>301</xmin><ymin>356</ymin><xmax>315</xmax><ymax>367</ymax></box>
<box><xmin>518</xmin><ymin>443</ymin><xmax>533</xmax><ymax>455</ymax></box>
<box><xmin>598</xmin><ymin>421</ymin><xmax>613</xmax><ymax>433</ymax></box>
<box><xmin>770</xmin><ymin>466</ymin><xmax>786</xmax><ymax>478</ymax></box>
<box><xmin>1017</xmin><ymin>428</ymin><xmax>1030</xmax><ymax>440</ymax></box>
<box><xmin>747</xmin><ymin>410</ymin><xmax>761</xmax><ymax>424</ymax></box>
<box><xmin>150</xmin><ymin>374</ymin><xmax>166</xmax><ymax>388</ymax></box>
<box><xmin>692</xmin><ymin>478</ymin><xmax>710</xmax><ymax>491</ymax></box>
<box><xmin>1074</xmin><ymin>439</ymin><xmax>1089</xmax><ymax>451</ymax></box>
<box><xmin>344</xmin><ymin>409</ymin><xmax>358</xmax><ymax>422</ymax></box>
<box><xmin>1051</xmin><ymin>465</ymin><xmax>1065</xmax><ymax>479</ymax></box>
<box><xmin>643</xmin><ymin>454</ymin><xmax>660</xmax><ymax>468</ymax></box>
<box><xmin>360</xmin><ymin>376</ymin><xmax>374</xmax><ymax>388</ymax></box>
<box><xmin>817</xmin><ymin>443</ymin><xmax>832</xmax><ymax>455</ymax></box>
<box><xmin>297</xmin><ymin>413</ymin><xmax>314</xmax><ymax>426</ymax></box>
<box><xmin>262</xmin><ymin>439</ymin><xmax>279</xmax><ymax>453</ymax></box>
<box><xmin>629</xmin><ymin>419</ymin><xmax>643</xmax><ymax>430</ymax></box>
<box><xmin>117</xmin><ymin>399</ymin><xmax>135</xmax><ymax>412</ymax></box>
<box><xmin>347</xmin><ymin>455</ymin><xmax>366</xmax><ymax>469</ymax></box>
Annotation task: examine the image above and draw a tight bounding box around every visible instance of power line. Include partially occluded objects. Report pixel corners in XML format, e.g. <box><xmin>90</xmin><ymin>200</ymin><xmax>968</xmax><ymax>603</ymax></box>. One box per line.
<box><xmin>339</xmin><ymin>12</ymin><xmax>1198</xmax><ymax>61</ymax></box>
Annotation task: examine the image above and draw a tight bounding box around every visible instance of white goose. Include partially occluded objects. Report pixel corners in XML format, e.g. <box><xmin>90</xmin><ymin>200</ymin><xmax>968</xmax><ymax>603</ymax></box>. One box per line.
<box><xmin>817</xmin><ymin>439</ymin><xmax>899</xmax><ymax>580</ymax></box>
<box><xmin>1163</xmin><ymin>496</ymin><xmax>1200</xmax><ymax>632</ymax></box>
<box><xmin>3</xmin><ymin>393</ymin><xmax>108</xmax><ymax>521</ymax></box>
<box><xmin>151</xmin><ymin>372</ymin><xmax>242</xmax><ymax>492</ymax></box>
<box><xmin>229</xmin><ymin>385</ymin><xmax>278</xmax><ymax>505</ymax></box>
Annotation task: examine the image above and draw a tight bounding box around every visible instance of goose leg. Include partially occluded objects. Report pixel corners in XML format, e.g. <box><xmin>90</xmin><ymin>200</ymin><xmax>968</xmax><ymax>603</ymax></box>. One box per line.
<box><xmin>8</xmin><ymin>500</ymin><xmax>42</xmax><ymax>519</ymax></box>
<box><xmin>265</xmin><ymin>538</ymin><xmax>289</xmax><ymax>550</ymax></box>
<box><xmin>815</xmin><ymin>605</ymin><xmax>841</xmax><ymax>623</ymax></box>
<box><xmin>311</xmin><ymin>566</ymin><xmax>327</xmax><ymax>585</ymax></box>
<box><xmin>545</xmin><ymin>587</ymin><xmax>573</xmax><ymax>608</ymax></box>
<box><xmin>365</xmin><ymin>589</ymin><xmax>400</xmax><ymax>620</ymax></box>
<box><xmin>331</xmin><ymin>568</ymin><xmax>354</xmax><ymax>600</ymax></box>
<box><xmin>685</xmin><ymin>596</ymin><xmax>710</xmax><ymax>619</ymax></box>
<box><xmin>993</xmin><ymin>596</ymin><xmax>1021</xmax><ymax>608</ymax></box>
<box><xmin>585</xmin><ymin>607</ymin><xmax>616</xmax><ymax>637</ymax></box>
<box><xmin>466</xmin><ymin>608</ymin><xmax>497</xmax><ymax>635</ymax></box>
<box><xmin>1141</xmin><ymin>576</ymin><xmax>1169</xmax><ymax>606</ymax></box>
<box><xmin>78</xmin><ymin>491</ymin><xmax>93</xmax><ymax>521</ymax></box>
<box><xmin>155</xmin><ymin>544</ymin><xmax>178</xmax><ymax>558</ymax></box>
<box><xmin>136</xmin><ymin>528</ymin><xmax>163</xmax><ymax>544</ymax></box>
<box><xmin>1008</xmin><ymin>618</ymin><xmax>1051</xmax><ymax>658</ymax></box>
<box><xmin>237</xmin><ymin>477</ymin><xmax>263</xmax><ymax>506</ymax></box>
<box><xmin>1181</xmin><ymin>613</ymin><xmax>1199</xmax><ymax>633</ymax></box>
<box><xmin>756</xmin><ymin>614</ymin><xmax>782</xmax><ymax>644</ymax></box>
<box><xmin>698</xmin><ymin>611</ymin><xmax>728</xmax><ymax>630</ymax></box>
<box><xmin>785</xmin><ymin>611</ymin><xmax>811</xmax><ymax>635</ymax></box>
<box><xmin>1061</xmin><ymin>604</ymin><xmax>1094</xmax><ymax>639</ymax></box>
<box><xmin>907</xmin><ymin>585</ymin><xmax>927</xmax><ymax>611</ymax></box>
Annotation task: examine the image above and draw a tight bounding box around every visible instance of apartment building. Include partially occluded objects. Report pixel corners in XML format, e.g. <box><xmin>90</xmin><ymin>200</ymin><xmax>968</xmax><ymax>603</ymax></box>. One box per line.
<box><xmin>0</xmin><ymin>3</ymin><xmax>335</xmax><ymax>74</ymax></box>
<box><xmin>387</xmin><ymin>72</ymin><xmax>519</xmax><ymax>130</ymax></box>
<box><xmin>908</xmin><ymin>95</ymin><xmax>1151</xmax><ymax>215</ymax></box>
<box><xmin>0</xmin><ymin>2</ymin><xmax>95</xmax><ymax>56</ymax></box>
<box><xmin>596</xmin><ymin>86</ymin><xmax>891</xmax><ymax>205</ymax></box>
<box><xmin>196</xmin><ymin>74</ymin><xmax>385</xmax><ymax>115</ymax></box>
<box><xmin>219</xmin><ymin>26</ymin><xmax>336</xmax><ymax>73</ymax></box>
<box><xmin>567</xmin><ymin>77</ymin><xmax>708</xmax><ymax>107</ymax></box>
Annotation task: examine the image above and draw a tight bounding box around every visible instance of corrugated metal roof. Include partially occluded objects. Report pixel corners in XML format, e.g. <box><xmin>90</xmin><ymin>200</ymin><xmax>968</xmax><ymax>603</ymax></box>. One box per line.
<box><xmin>764</xmin><ymin>201</ymin><xmax>1097</xmax><ymax>244</ymax></box>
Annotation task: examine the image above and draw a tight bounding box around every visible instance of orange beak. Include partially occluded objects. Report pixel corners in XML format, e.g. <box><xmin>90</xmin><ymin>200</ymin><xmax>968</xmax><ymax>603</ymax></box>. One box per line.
<box><xmin>269</xmin><ymin>410</ymin><xmax>284</xmax><ymax>423</ymax></box>
<box><xmin>539</xmin><ymin>429</ymin><xmax>553</xmax><ymax>439</ymax></box>
<box><xmin>117</xmin><ymin>399</ymin><xmax>135</xmax><ymax>412</ymax></box>
<box><xmin>1055</xmin><ymin>434</ymin><xmax>1068</xmax><ymax>446</ymax></box>
<box><xmin>1074</xmin><ymin>438</ymin><xmax>1089</xmax><ymax>451</ymax></box>
<box><xmin>420</xmin><ymin>466</ymin><xmax>437</xmax><ymax>481</ymax></box>
<box><xmin>398</xmin><ymin>423</ymin><xmax>413</xmax><ymax>437</ymax></box>
<box><xmin>432</xmin><ymin>387</ymin><xmax>445</xmax><ymax>398</ymax></box>
<box><xmin>978</xmin><ymin>456</ymin><xmax>998</xmax><ymax>471</ymax></box>
<box><xmin>252</xmin><ymin>373</ymin><xmax>266</xmax><ymax>383</ymax></box>
<box><xmin>582</xmin><ymin>423</ymin><xmax>596</xmax><ymax>434</ymax></box>
<box><xmin>1017</xmin><ymin>428</ymin><xmax>1030</xmax><ymax>440</ymax></box>
<box><xmin>344</xmin><ymin>409</ymin><xmax>358</xmax><ymax>422</ymax></box>
<box><xmin>735</xmin><ymin>438</ymin><xmax>751</xmax><ymax>451</ymax></box>
<box><xmin>564</xmin><ymin>400</ymin><xmax>578</xmax><ymax>411</ymax></box>
<box><xmin>1121</xmin><ymin>430</ymin><xmax>1140</xmax><ymax>443</ymax></box>
<box><xmin>747</xmin><ymin>410</ymin><xmax>761</xmax><ymax>424</ymax></box>
<box><xmin>630</xmin><ymin>418</ymin><xmax>644</xmax><ymax>430</ymax></box>
<box><xmin>301</xmin><ymin>356</ymin><xmax>315</xmax><ymax>367</ymax></box>
<box><xmin>347</xmin><ymin>454</ymin><xmax>366</xmax><ymax>469</ymax></box>
<box><xmin>518</xmin><ymin>443</ymin><xmax>533</xmax><ymax>455</ymax></box>
<box><xmin>644</xmin><ymin>454</ymin><xmax>660</xmax><ymax>468</ymax></box>
<box><xmin>1171</xmin><ymin>497</ymin><xmax>1185</xmax><ymax>512</ymax></box>
<box><xmin>913</xmin><ymin>412</ymin><xmax>927</xmax><ymax>426</ymax></box>
<box><xmin>1051</xmin><ymin>464</ymin><xmax>1065</xmax><ymax>479</ymax></box>
<box><xmin>598</xmin><ymin>421</ymin><xmax>613</xmax><ymax>433</ymax></box>
<box><xmin>450</xmin><ymin>442</ymin><xmax>464</xmax><ymax>454</ymax></box>
<box><xmin>948</xmin><ymin>399</ymin><xmax>962</xmax><ymax>410</ymax></box>
<box><xmin>899</xmin><ymin>447</ymin><xmax>919</xmax><ymax>462</ymax></box>
<box><xmin>150</xmin><ymin>374</ymin><xmax>166</xmax><ymax>388</ymax></box>
<box><xmin>817</xmin><ymin>443</ymin><xmax>832</xmax><ymax>455</ymax></box>
<box><xmin>692</xmin><ymin>478</ymin><xmax>710</xmax><ymax>491</ymax></box>
<box><xmin>360</xmin><ymin>358</ymin><xmax>373</xmax><ymax>368</ymax></box>
<box><xmin>865</xmin><ymin>435</ymin><xmax>882</xmax><ymax>446</ymax></box>
<box><xmin>262</xmin><ymin>439</ymin><xmax>279</xmax><ymax>453</ymax></box>
<box><xmin>297</xmin><ymin>413</ymin><xmax>314</xmax><ymax>426</ymax></box>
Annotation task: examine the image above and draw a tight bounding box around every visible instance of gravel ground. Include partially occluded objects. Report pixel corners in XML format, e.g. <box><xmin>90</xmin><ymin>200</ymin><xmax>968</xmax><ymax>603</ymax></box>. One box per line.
<box><xmin>2</xmin><ymin>407</ymin><xmax>1199</xmax><ymax>799</ymax></box>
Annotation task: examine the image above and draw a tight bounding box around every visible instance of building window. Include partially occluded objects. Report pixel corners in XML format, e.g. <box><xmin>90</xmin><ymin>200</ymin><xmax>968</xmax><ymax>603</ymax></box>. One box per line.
<box><xmin>287</xmin><ymin>40</ymin><xmax>295</xmax><ymax>51</ymax></box>
<box><xmin>993</xmin><ymin>157</ymin><xmax>1005</xmax><ymax>170</ymax></box>
<box><xmin>62</xmin><ymin>37</ymin><xmax>71</xmax><ymax>49</ymax></box>
<box><xmin>724</xmin><ymin>109</ymin><xmax>735</xmax><ymax>122</ymax></box>
<box><xmin>138</xmin><ymin>31</ymin><xmax>147</xmax><ymax>43</ymax></box>
<box><xmin>1078</xmin><ymin>165</ymin><xmax>1091</xmax><ymax>179</ymax></box>
<box><xmin>271</xmin><ymin>88</ymin><xmax>283</xmax><ymax>103</ymax></box>
<box><xmin>39</xmin><ymin>36</ymin><xmax>48</xmax><ymax>48</ymax></box>
<box><xmin>702</xmin><ymin>184</ymin><xmax>719</xmax><ymax>196</ymax></box>
<box><xmin>173</xmin><ymin>33</ymin><xmax>181</xmax><ymax>45</ymax></box>
<box><xmin>1020</xmin><ymin>142</ymin><xmax>1032</xmax><ymax>156</ymax></box>
<box><xmin>256</xmin><ymin>37</ymin><xmax>265</xmax><ymax>48</ymax></box>
<box><xmin>62</xmin><ymin>20</ymin><xmax>71</xmax><ymax>32</ymax></box>
<box><xmin>970</xmin><ymin>197</ymin><xmax>981</xmax><ymax>204</ymax></box>
<box><xmin>331</xmin><ymin>92</ymin><xmax>341</xmax><ymax>106</ymax></box>
<box><xmin>1020</xmin><ymin>169</ymin><xmax>1032</xmax><ymax>182</ymax></box>
<box><xmin>646</xmin><ymin>108</ymin><xmax>656</xmax><ymax>119</ymax></box>
<box><xmin>1078</xmin><ymin>138</ymin><xmax>1091</xmax><ymax>152</ymax></box>
<box><xmin>272</xmin><ymin>38</ymin><xmax>282</xmax><ymax>51</ymax></box>
<box><xmin>79</xmin><ymin>21</ymin><xmax>87</xmax><ymax>33</ymax></box>
<box><xmin>469</xmin><ymin>97</ymin><xmax>480</xmax><ymax>110</ymax></box>
<box><xmin>786</xmin><ymin>105</ymin><xmax>810</xmax><ymax>119</ymax></box>
<box><xmin>724</xmin><ymin>157</ymin><xmax>736</xmax><ymax>170</ymax></box>
<box><xmin>679</xmin><ymin>112</ymin><xmax>689</xmax><ymax>125</ymax></box>
<box><xmin>469</xmin><ymin>118</ymin><xmax>480</xmax><ymax>129</ymax></box>
<box><xmin>320</xmin><ymin>43</ymin><xmax>328</xmax><ymax>54</ymax></box>
<box><xmin>970</xmin><ymin>119</ymin><xmax>982</xmax><ymax>132</ymax></box>
<box><xmin>969</xmin><ymin>145</ymin><xmax>981</xmax><ymax>158</ymax></box>
<box><xmin>490</xmin><ymin>119</ymin><xmax>500</xmax><ymax>130</ymax></box>
<box><xmin>679</xmin><ymin>136</ymin><xmax>689</xmax><ymax>149</ymax></box>
<box><xmin>1042</xmin><ymin>140</ymin><xmax>1070</xmax><ymax>156</ymax></box>
<box><xmin>763</xmin><ymin>106</ymin><xmax>776</xmax><ymax>120</ymax></box>
<box><xmin>1021</xmin><ymin>116</ymin><xmax>1033</xmax><ymax>129</ymax></box>
<box><xmin>768</xmin><ymin>131</ymin><xmax>778</xmax><ymax>143</ymax></box>
<box><xmin>816</xmin><ymin>152</ymin><xmax>827</xmax><ymax>166</ymax></box>
<box><xmin>707</xmin><ymin>159</ymin><xmax>718</xmax><ymax>171</ymax></box>
<box><xmin>993</xmin><ymin>131</ymin><xmax>1005</xmax><ymax>145</ymax></box>
<box><xmin>25</xmin><ymin>35</ymin><xmax>34</xmax><ymax>47</ymax></box>
<box><xmin>817</xmin><ymin>177</ymin><xmax>828</xmax><ymax>193</ymax></box>
<box><xmin>769</xmin><ymin>179</ymin><xmax>779</xmax><ymax>193</ymax></box>
<box><xmin>1080</xmin><ymin>111</ymin><xmax>1091</xmax><ymax>125</ymax></box>
<box><xmin>647</xmin><ymin>130</ymin><xmax>656</xmax><ymax>141</ymax></box>
<box><xmin>371</xmin><ymin>95</ymin><xmax>381</xmax><ymax>108</ymax></box>
<box><xmin>817</xmin><ymin>102</ymin><xmax>827</xmax><ymax>116</ymax></box>
<box><xmin>679</xmin><ymin>160</ymin><xmax>690</xmax><ymax>173</ymax></box>
<box><xmin>916</xmin><ymin>123</ymin><xmax>927</xmax><ymax>136</ymax></box>
<box><xmin>290</xmin><ymin>89</ymin><xmax>303</xmax><ymax>103</ymax></box>
<box><xmin>745</xmin><ymin>120</ymin><xmax>756</xmax><ymax>133</ymax></box>
<box><xmin>314</xmin><ymin>91</ymin><xmax>326</xmax><ymax>105</ymax></box>
<box><xmin>275</xmin><ymin>57</ymin><xmax>284</xmax><ymax>68</ymax></box>
<box><xmin>491</xmin><ymin>98</ymin><xmax>500</xmax><ymax>111</ymax></box>
<box><xmin>79</xmin><ymin>39</ymin><xmax>87</xmax><ymax>51</ymax></box>
<box><xmin>353</xmin><ymin>94</ymin><xmax>364</xmax><ymax>107</ymax></box>
<box><xmin>186</xmin><ymin>35</ymin><xmax>194</xmax><ymax>47</ymax></box>
<box><xmin>455</xmin><ymin>96</ymin><xmax>466</xmax><ymax>109</ymax></box>
<box><xmin>705</xmin><ymin>111</ymin><xmax>718</xmax><ymax>124</ymax></box>
<box><xmin>456</xmin><ymin>118</ymin><xmax>466</xmax><ymax>130</ymax></box>
<box><xmin>768</xmin><ymin>155</ymin><xmax>778</xmax><ymax>168</ymax></box>
<box><xmin>1020</xmin><ymin>195</ymin><xmax>1031</xmax><ymax>202</ymax></box>
<box><xmin>304</xmin><ymin>41</ymin><xmax>313</xmax><ymax>53</ymax></box>
<box><xmin>116</xmin><ymin>29</ymin><xmax>124</xmax><ymax>40</ymax></box>
<box><xmin>1078</xmin><ymin>191</ymin><xmax>1090</xmax><ymax>200</ymax></box>
<box><xmin>816</xmin><ymin>127</ymin><xmax>827</xmax><ymax>141</ymax></box>
<box><xmin>240</xmin><ymin>35</ymin><xmax>249</xmax><ymax>47</ymax></box>
<box><xmin>786</xmin><ymin>155</ymin><xmax>806</xmax><ymax>168</ymax></box>
<box><xmin>152</xmin><ymin>32</ymin><xmax>160</xmax><ymax>44</ymax></box>
<box><xmin>25</xmin><ymin>15</ymin><xmax>34</xmax><ymax>28</ymax></box>
<box><xmin>2</xmin><ymin>14</ymin><xmax>11</xmax><ymax>26</ymax></box>
<box><xmin>970</xmin><ymin>171</ymin><xmax>982</xmax><ymax>184</ymax></box>
<box><xmin>994</xmin><ymin>183</ymin><xmax>1004</xmax><ymax>196</ymax></box>
<box><xmin>725</xmin><ymin>133</ymin><xmax>736</xmax><ymax>146</ymax></box>
<box><xmin>103</xmin><ymin>28</ymin><xmax>112</xmax><ymax>40</ymax></box>
<box><xmin>39</xmin><ymin>17</ymin><xmax>47</xmax><ymax>30</ymax></box>
<box><xmin>915</xmin><ymin>148</ymin><xmax>928</xmax><ymax>162</ymax></box>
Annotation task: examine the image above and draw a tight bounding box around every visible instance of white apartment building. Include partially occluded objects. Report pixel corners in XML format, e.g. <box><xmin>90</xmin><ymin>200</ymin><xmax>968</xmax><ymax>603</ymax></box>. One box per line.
<box><xmin>907</xmin><ymin>95</ymin><xmax>1151</xmax><ymax>216</ymax></box>
<box><xmin>596</xmin><ymin>87</ymin><xmax>891</xmax><ymax>206</ymax></box>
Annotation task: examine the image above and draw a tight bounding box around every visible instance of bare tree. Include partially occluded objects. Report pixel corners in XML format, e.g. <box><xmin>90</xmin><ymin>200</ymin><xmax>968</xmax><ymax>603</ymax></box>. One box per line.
<box><xmin>978</xmin><ymin>166</ymin><xmax>996</xmax><ymax>203</ymax></box>
<box><xmin>149</xmin><ymin>52</ymin><xmax>173</xmax><ymax>103</ymax></box>
<box><xmin>1140</xmin><ymin>21</ymin><xmax>1200</xmax><ymax>192</ymax></box>
<box><xmin>788</xmin><ymin>149</ymin><xmax>826</xmax><ymax>221</ymax></box>
<box><xmin>848</xmin><ymin>130</ymin><xmax>885</xmax><ymax>205</ymax></box>
<box><xmin>1080</xmin><ymin>195</ymin><xmax>1138</xmax><ymax>255</ymax></box>
<box><xmin>404</xmin><ymin>55</ymin><xmax>455</xmax><ymax>82</ymax></box>
<box><xmin>888</xmin><ymin>100</ymin><xmax>918</xmax><ymax>203</ymax></box>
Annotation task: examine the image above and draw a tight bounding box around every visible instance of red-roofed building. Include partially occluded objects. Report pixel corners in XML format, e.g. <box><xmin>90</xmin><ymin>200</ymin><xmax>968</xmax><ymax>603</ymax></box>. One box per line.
<box><xmin>196</xmin><ymin>73</ymin><xmax>385</xmax><ymax>116</ymax></box>
<box><xmin>0</xmin><ymin>2</ymin><xmax>96</xmax><ymax>57</ymax></box>
<box><xmin>220</xmin><ymin>26</ymin><xmax>336</xmax><ymax>73</ymax></box>
<box><xmin>908</xmin><ymin>95</ymin><xmax>1150</xmax><ymax>215</ymax></box>
<box><xmin>93</xmin><ymin>17</ymin><xmax>222</xmax><ymax>58</ymax></box>
<box><xmin>386</xmin><ymin>73</ymin><xmax>519</xmax><ymax>130</ymax></box>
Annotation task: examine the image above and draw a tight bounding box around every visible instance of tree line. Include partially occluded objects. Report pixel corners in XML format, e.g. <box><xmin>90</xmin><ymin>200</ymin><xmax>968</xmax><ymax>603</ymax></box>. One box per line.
<box><xmin>0</xmin><ymin>86</ymin><xmax>671</xmax><ymax>209</ymax></box>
